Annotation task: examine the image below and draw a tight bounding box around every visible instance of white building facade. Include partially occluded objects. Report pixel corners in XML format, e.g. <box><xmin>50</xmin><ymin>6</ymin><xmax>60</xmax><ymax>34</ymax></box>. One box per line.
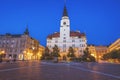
<box><xmin>47</xmin><ymin>6</ymin><xmax>87</xmax><ymax>57</ymax></box>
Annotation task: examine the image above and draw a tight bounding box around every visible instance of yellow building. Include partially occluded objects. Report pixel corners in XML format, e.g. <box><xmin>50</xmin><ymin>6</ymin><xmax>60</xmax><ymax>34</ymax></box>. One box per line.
<box><xmin>95</xmin><ymin>46</ymin><xmax>108</xmax><ymax>61</ymax></box>
<box><xmin>109</xmin><ymin>38</ymin><xmax>120</xmax><ymax>52</ymax></box>
<box><xmin>88</xmin><ymin>45</ymin><xmax>96</xmax><ymax>58</ymax></box>
<box><xmin>38</xmin><ymin>45</ymin><xmax>45</xmax><ymax>60</ymax></box>
<box><xmin>88</xmin><ymin>45</ymin><xmax>108</xmax><ymax>62</ymax></box>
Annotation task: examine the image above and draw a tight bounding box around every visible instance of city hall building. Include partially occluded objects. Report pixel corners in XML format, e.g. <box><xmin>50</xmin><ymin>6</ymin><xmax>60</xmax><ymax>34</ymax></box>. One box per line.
<box><xmin>47</xmin><ymin>6</ymin><xmax>87</xmax><ymax>57</ymax></box>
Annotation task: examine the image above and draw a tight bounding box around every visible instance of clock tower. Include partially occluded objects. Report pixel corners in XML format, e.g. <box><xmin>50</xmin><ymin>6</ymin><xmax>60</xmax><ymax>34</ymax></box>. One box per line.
<box><xmin>60</xmin><ymin>5</ymin><xmax>70</xmax><ymax>40</ymax></box>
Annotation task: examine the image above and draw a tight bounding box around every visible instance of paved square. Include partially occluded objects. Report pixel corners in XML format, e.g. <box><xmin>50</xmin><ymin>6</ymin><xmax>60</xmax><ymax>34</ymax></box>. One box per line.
<box><xmin>0</xmin><ymin>61</ymin><xmax>120</xmax><ymax>80</ymax></box>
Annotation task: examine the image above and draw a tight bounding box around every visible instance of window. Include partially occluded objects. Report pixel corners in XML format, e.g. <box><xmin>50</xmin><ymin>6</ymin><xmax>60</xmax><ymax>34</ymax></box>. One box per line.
<box><xmin>82</xmin><ymin>40</ymin><xmax>85</xmax><ymax>42</ymax></box>
<box><xmin>7</xmin><ymin>40</ymin><xmax>9</xmax><ymax>43</ymax></box>
<box><xmin>72</xmin><ymin>44</ymin><xmax>75</xmax><ymax>47</ymax></box>
<box><xmin>63</xmin><ymin>44</ymin><xmax>66</xmax><ymax>48</ymax></box>
<box><xmin>12</xmin><ymin>40</ymin><xmax>15</xmax><ymax>43</ymax></box>
<box><xmin>63</xmin><ymin>37</ymin><xmax>66</xmax><ymax>39</ymax></box>
<box><xmin>63</xmin><ymin>40</ymin><xmax>66</xmax><ymax>43</ymax></box>
<box><xmin>80</xmin><ymin>44</ymin><xmax>81</xmax><ymax>47</ymax></box>
<box><xmin>11</xmin><ymin>45</ymin><xmax>14</xmax><ymax>48</ymax></box>
<box><xmin>82</xmin><ymin>44</ymin><xmax>85</xmax><ymax>47</ymax></box>
<box><xmin>47</xmin><ymin>41</ymin><xmax>51</xmax><ymax>43</ymax></box>
<box><xmin>3</xmin><ymin>40</ymin><xmax>6</xmax><ymax>43</ymax></box>
<box><xmin>79</xmin><ymin>40</ymin><xmax>81</xmax><ymax>42</ymax></box>
<box><xmin>55</xmin><ymin>40</ymin><xmax>58</xmax><ymax>43</ymax></box>
<box><xmin>72</xmin><ymin>40</ymin><xmax>75</xmax><ymax>42</ymax></box>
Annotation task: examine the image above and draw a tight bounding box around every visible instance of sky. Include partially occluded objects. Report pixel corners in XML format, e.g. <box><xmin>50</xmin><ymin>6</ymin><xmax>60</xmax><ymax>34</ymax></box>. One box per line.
<box><xmin>0</xmin><ymin>0</ymin><xmax>120</xmax><ymax>46</ymax></box>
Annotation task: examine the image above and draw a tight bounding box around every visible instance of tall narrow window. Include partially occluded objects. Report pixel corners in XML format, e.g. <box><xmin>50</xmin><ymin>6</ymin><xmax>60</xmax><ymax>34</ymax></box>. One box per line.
<box><xmin>72</xmin><ymin>40</ymin><xmax>75</xmax><ymax>42</ymax></box>
<box><xmin>63</xmin><ymin>44</ymin><xmax>66</xmax><ymax>48</ymax></box>
<box><xmin>63</xmin><ymin>40</ymin><xmax>66</xmax><ymax>43</ymax></box>
<box><xmin>55</xmin><ymin>40</ymin><xmax>58</xmax><ymax>43</ymax></box>
<box><xmin>72</xmin><ymin>44</ymin><xmax>75</xmax><ymax>48</ymax></box>
<box><xmin>63</xmin><ymin>44</ymin><xmax>66</xmax><ymax>52</ymax></box>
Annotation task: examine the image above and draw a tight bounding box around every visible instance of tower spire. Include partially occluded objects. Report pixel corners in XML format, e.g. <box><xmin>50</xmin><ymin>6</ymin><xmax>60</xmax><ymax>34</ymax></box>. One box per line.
<box><xmin>63</xmin><ymin>5</ymin><xmax>68</xmax><ymax>17</ymax></box>
<box><xmin>24</xmin><ymin>25</ymin><xmax>29</xmax><ymax>35</ymax></box>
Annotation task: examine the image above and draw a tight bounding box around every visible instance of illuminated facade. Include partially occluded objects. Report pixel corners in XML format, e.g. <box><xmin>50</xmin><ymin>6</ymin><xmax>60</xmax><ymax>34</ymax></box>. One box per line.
<box><xmin>88</xmin><ymin>45</ymin><xmax>108</xmax><ymax>61</ymax></box>
<box><xmin>0</xmin><ymin>27</ymin><xmax>42</xmax><ymax>60</ymax></box>
<box><xmin>37</xmin><ymin>45</ymin><xmax>45</xmax><ymax>60</ymax></box>
<box><xmin>88</xmin><ymin>45</ymin><xmax>96</xmax><ymax>58</ymax></box>
<box><xmin>109</xmin><ymin>38</ymin><xmax>120</xmax><ymax>52</ymax></box>
<box><xmin>47</xmin><ymin>6</ymin><xmax>87</xmax><ymax>57</ymax></box>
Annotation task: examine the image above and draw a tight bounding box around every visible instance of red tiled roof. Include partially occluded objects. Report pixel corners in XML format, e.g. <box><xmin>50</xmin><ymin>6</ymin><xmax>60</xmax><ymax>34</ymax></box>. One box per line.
<box><xmin>47</xmin><ymin>31</ymin><xmax>85</xmax><ymax>39</ymax></box>
<box><xmin>70</xmin><ymin>31</ymin><xmax>85</xmax><ymax>38</ymax></box>
<box><xmin>47</xmin><ymin>32</ymin><xmax>60</xmax><ymax>39</ymax></box>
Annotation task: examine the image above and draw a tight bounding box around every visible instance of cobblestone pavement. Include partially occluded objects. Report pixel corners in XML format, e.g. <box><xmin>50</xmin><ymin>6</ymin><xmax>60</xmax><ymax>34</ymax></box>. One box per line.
<box><xmin>0</xmin><ymin>61</ymin><xmax>120</xmax><ymax>80</ymax></box>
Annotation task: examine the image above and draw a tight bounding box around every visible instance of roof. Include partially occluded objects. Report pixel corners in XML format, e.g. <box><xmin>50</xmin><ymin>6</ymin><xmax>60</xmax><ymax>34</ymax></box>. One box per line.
<box><xmin>70</xmin><ymin>31</ymin><xmax>85</xmax><ymax>38</ymax></box>
<box><xmin>47</xmin><ymin>32</ymin><xmax>60</xmax><ymax>39</ymax></box>
<box><xmin>0</xmin><ymin>33</ymin><xmax>22</xmax><ymax>38</ymax></box>
<box><xmin>11</xmin><ymin>34</ymin><xmax>22</xmax><ymax>38</ymax></box>
<box><xmin>47</xmin><ymin>31</ymin><xmax>86</xmax><ymax>39</ymax></box>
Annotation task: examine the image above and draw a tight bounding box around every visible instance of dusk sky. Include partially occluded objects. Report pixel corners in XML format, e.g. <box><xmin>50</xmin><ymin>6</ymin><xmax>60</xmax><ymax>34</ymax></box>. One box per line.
<box><xmin>0</xmin><ymin>0</ymin><xmax>120</xmax><ymax>46</ymax></box>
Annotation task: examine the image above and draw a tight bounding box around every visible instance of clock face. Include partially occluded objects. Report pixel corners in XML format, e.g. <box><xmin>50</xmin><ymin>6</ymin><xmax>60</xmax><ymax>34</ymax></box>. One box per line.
<box><xmin>63</xmin><ymin>22</ymin><xmax>66</xmax><ymax>25</ymax></box>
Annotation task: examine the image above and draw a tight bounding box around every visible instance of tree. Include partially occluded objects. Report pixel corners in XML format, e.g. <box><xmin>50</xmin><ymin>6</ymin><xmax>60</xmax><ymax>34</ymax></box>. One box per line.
<box><xmin>52</xmin><ymin>45</ymin><xmax>60</xmax><ymax>62</ymax></box>
<box><xmin>67</xmin><ymin>47</ymin><xmax>75</xmax><ymax>57</ymax></box>
<box><xmin>67</xmin><ymin>47</ymin><xmax>75</xmax><ymax>61</ymax></box>
<box><xmin>82</xmin><ymin>48</ymin><xmax>96</xmax><ymax>62</ymax></box>
<box><xmin>43</xmin><ymin>46</ymin><xmax>50</xmax><ymax>60</ymax></box>
<box><xmin>117</xmin><ymin>49</ymin><xmax>120</xmax><ymax>59</ymax></box>
<box><xmin>117</xmin><ymin>49</ymin><xmax>120</xmax><ymax>62</ymax></box>
<box><xmin>52</xmin><ymin>45</ymin><xmax>60</xmax><ymax>57</ymax></box>
<box><xmin>103</xmin><ymin>53</ymin><xmax>110</xmax><ymax>60</ymax></box>
<box><xmin>44</xmin><ymin>46</ymin><xmax>50</xmax><ymax>56</ymax></box>
<box><xmin>103</xmin><ymin>49</ymin><xmax>120</xmax><ymax>61</ymax></box>
<box><xmin>0</xmin><ymin>54</ymin><xmax>6</xmax><ymax>63</ymax></box>
<box><xmin>0</xmin><ymin>54</ymin><xmax>2</xmax><ymax>63</ymax></box>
